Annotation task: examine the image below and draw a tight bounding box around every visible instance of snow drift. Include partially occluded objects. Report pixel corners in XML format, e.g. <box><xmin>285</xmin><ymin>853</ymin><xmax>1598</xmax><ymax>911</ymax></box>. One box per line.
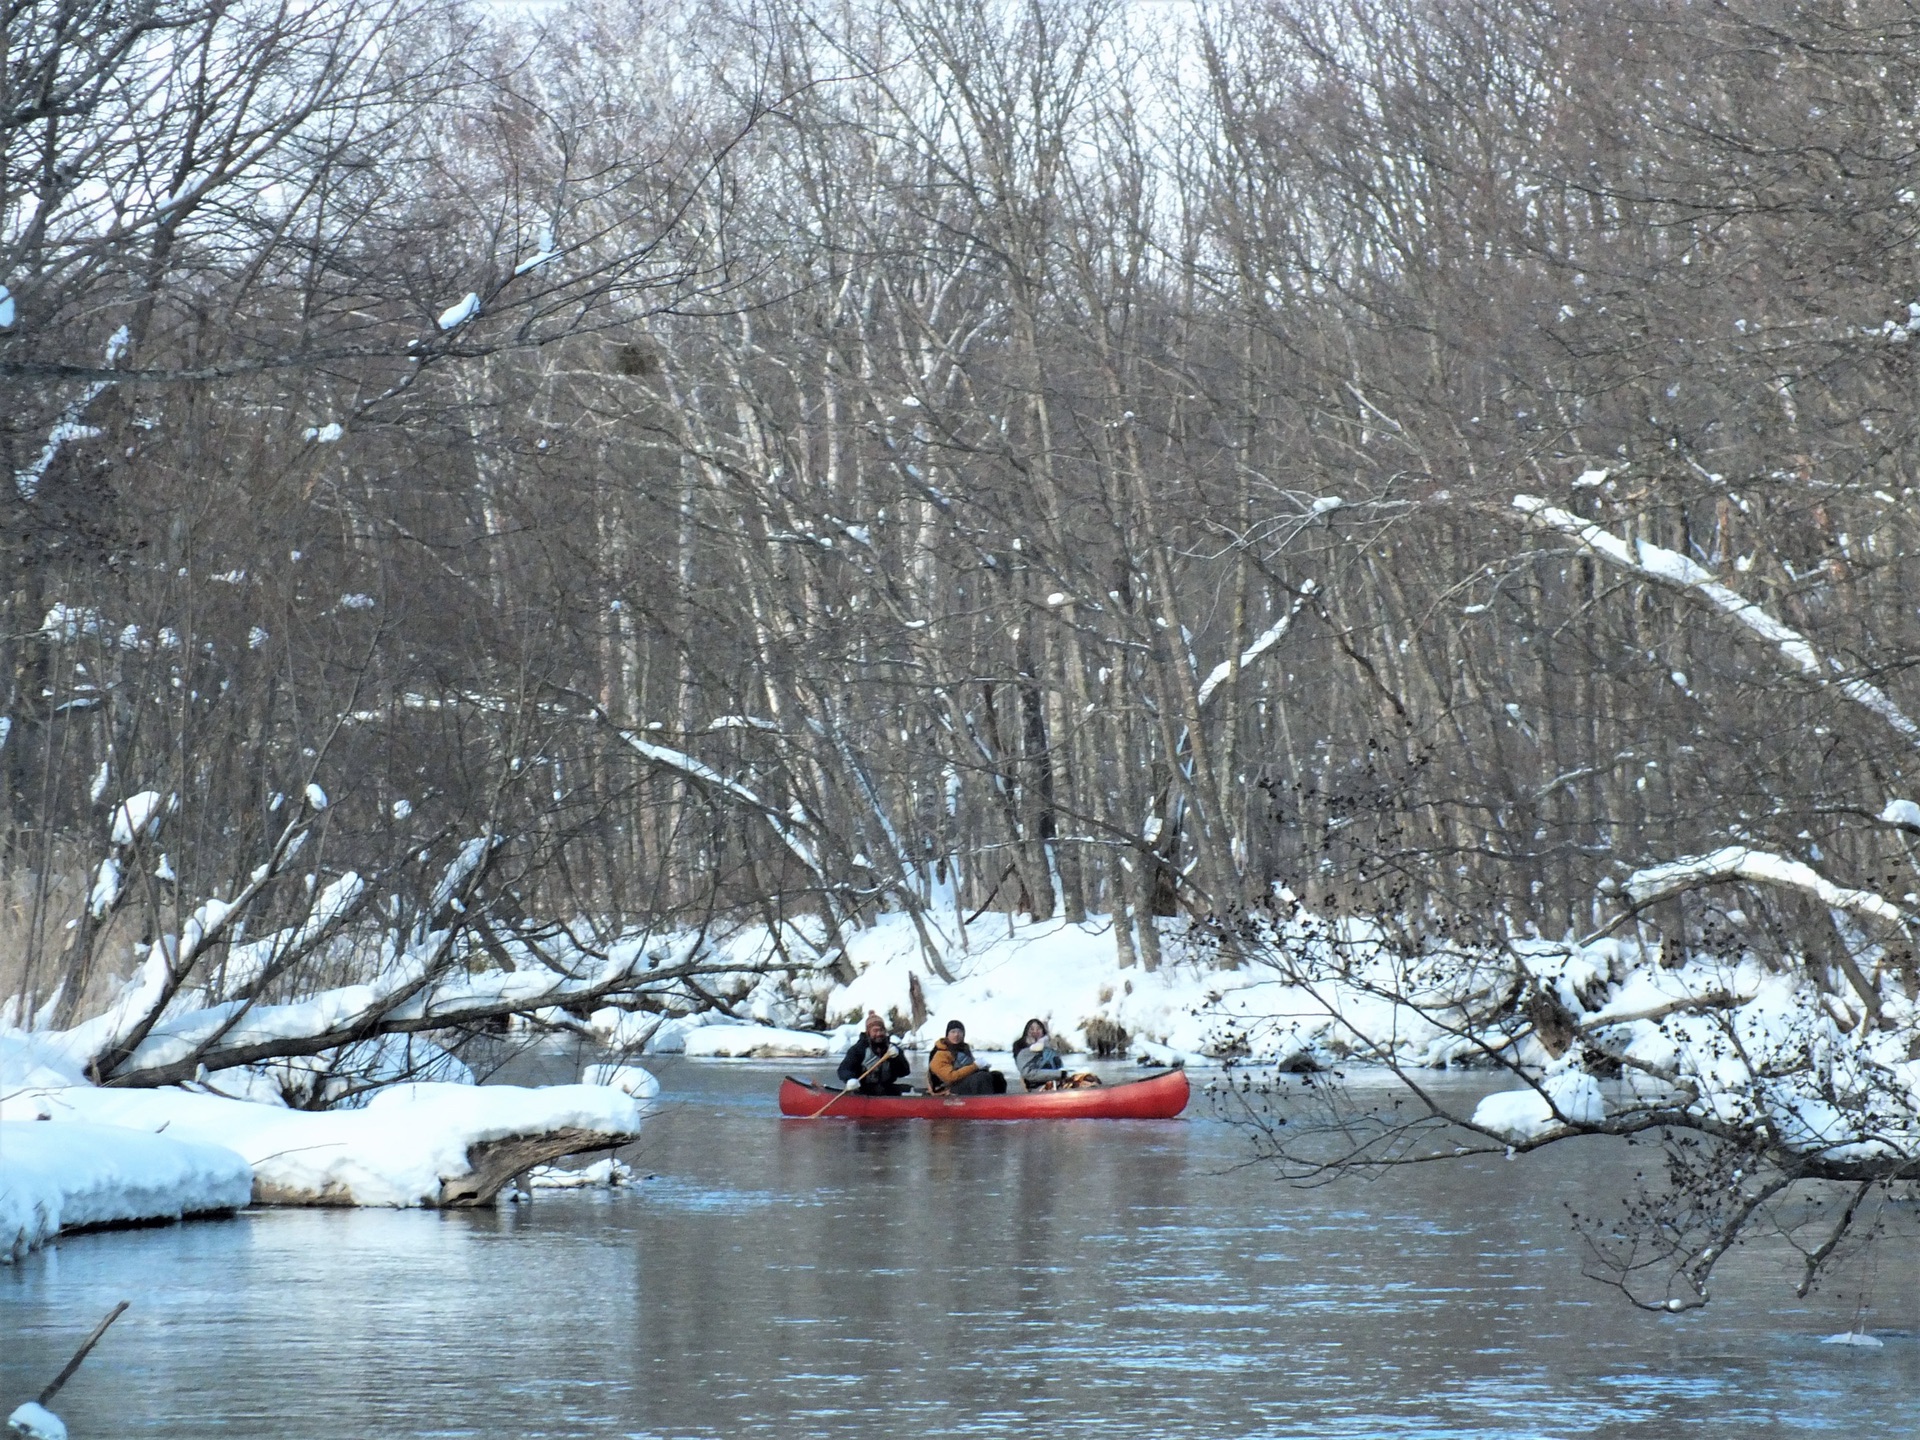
<box><xmin>0</xmin><ymin>1120</ymin><xmax>252</xmax><ymax>1262</ymax></box>
<box><xmin>0</xmin><ymin>1082</ymin><xmax>647</xmax><ymax>1209</ymax></box>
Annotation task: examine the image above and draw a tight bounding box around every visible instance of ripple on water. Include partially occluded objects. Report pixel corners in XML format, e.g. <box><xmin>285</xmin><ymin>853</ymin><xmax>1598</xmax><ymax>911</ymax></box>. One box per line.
<box><xmin>633</xmin><ymin>1178</ymin><xmax>808</xmax><ymax>1212</ymax></box>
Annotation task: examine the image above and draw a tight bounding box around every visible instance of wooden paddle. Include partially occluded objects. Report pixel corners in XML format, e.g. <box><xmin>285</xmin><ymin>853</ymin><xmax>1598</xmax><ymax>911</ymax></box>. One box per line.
<box><xmin>805</xmin><ymin>1043</ymin><xmax>904</xmax><ymax>1118</ymax></box>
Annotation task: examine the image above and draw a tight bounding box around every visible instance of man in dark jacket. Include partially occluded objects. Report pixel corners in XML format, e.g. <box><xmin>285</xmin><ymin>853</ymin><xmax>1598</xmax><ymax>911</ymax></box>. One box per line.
<box><xmin>837</xmin><ymin>1012</ymin><xmax>911</xmax><ymax>1095</ymax></box>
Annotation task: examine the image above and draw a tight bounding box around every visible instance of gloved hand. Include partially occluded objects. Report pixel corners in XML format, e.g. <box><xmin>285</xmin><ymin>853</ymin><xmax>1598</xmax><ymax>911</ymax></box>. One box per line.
<box><xmin>844</xmin><ymin>1078</ymin><xmax>860</xmax><ymax>1091</ymax></box>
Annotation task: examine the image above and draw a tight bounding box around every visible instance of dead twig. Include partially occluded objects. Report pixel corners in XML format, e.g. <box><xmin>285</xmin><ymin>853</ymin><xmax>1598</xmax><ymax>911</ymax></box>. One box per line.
<box><xmin>37</xmin><ymin>1300</ymin><xmax>130</xmax><ymax>1408</ymax></box>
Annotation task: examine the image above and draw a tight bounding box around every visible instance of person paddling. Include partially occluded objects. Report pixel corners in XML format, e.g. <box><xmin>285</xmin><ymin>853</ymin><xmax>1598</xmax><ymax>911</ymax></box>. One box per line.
<box><xmin>1012</xmin><ymin>1018</ymin><xmax>1100</xmax><ymax>1091</ymax></box>
<box><xmin>838</xmin><ymin>1012</ymin><xmax>911</xmax><ymax>1096</ymax></box>
<box><xmin>928</xmin><ymin>1019</ymin><xmax>1006</xmax><ymax>1095</ymax></box>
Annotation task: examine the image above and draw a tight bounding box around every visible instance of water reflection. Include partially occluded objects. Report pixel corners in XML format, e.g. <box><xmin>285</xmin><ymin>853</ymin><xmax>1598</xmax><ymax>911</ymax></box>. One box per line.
<box><xmin>2</xmin><ymin>1060</ymin><xmax>1913</xmax><ymax>1438</ymax></box>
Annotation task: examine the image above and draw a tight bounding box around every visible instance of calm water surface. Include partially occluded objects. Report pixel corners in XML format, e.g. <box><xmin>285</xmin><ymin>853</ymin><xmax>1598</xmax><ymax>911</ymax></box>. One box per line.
<box><xmin>2</xmin><ymin>1058</ymin><xmax>1914</xmax><ymax>1438</ymax></box>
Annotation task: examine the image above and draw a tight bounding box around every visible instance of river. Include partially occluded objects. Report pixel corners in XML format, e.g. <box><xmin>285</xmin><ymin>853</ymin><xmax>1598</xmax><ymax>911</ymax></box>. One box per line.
<box><xmin>3</xmin><ymin>1058</ymin><xmax>1913</xmax><ymax>1437</ymax></box>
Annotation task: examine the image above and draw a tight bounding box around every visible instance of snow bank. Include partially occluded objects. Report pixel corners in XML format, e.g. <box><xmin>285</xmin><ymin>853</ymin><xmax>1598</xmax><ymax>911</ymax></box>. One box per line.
<box><xmin>810</xmin><ymin>908</ymin><xmax>1529</xmax><ymax>1071</ymax></box>
<box><xmin>1</xmin><ymin>1121</ymin><xmax>252</xmax><ymax>1262</ymax></box>
<box><xmin>610</xmin><ymin>899</ymin><xmax>1920</xmax><ymax>1177</ymax></box>
<box><xmin>825</xmin><ymin>913</ymin><xmax>1244</xmax><ymax>1057</ymax></box>
<box><xmin>603</xmin><ymin>909</ymin><xmax>1523</xmax><ymax>1068</ymax></box>
<box><xmin>0</xmin><ymin>1030</ymin><xmax>85</xmax><ymax>1091</ymax></box>
<box><xmin>580</xmin><ymin>1063</ymin><xmax>660</xmax><ymax>1101</ymax></box>
<box><xmin>682</xmin><ymin>1024</ymin><xmax>840</xmax><ymax>1058</ymax></box>
<box><xmin>0</xmin><ymin>1084</ymin><xmax>644</xmax><ymax>1209</ymax></box>
<box><xmin>209</xmin><ymin>1033</ymin><xmax>473</xmax><ymax>1109</ymax></box>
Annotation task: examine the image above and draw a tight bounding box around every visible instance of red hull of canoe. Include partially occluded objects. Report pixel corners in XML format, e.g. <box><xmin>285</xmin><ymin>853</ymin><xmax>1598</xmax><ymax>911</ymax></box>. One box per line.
<box><xmin>778</xmin><ymin>1068</ymin><xmax>1190</xmax><ymax>1120</ymax></box>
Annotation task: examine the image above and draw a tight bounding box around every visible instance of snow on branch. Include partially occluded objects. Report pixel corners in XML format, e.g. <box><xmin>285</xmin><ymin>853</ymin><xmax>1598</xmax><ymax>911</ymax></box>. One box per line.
<box><xmin>46</xmin><ymin>830</ymin><xmax>700</xmax><ymax>1086</ymax></box>
<box><xmin>519</xmin><ymin>684</ymin><xmax>832</xmax><ymax>887</ymax></box>
<box><xmin>68</xmin><ymin>811</ymin><xmax>334</xmax><ymax>1079</ymax></box>
<box><xmin>1625</xmin><ymin>845</ymin><xmax>1912</xmax><ymax>929</ymax></box>
<box><xmin>88</xmin><ymin>945</ymin><xmax>633</xmax><ymax>1085</ymax></box>
<box><xmin>1195</xmin><ymin>584</ymin><xmax>1316</xmax><ymax>710</ymax></box>
<box><xmin>1512</xmin><ymin>497</ymin><xmax>1920</xmax><ymax>744</ymax></box>
<box><xmin>16</xmin><ymin>390</ymin><xmax>107</xmax><ymax>501</ymax></box>
<box><xmin>610</xmin><ymin>728</ymin><xmax>827</xmax><ymax>882</ymax></box>
<box><xmin>15</xmin><ymin>327</ymin><xmax>129</xmax><ymax>500</ymax></box>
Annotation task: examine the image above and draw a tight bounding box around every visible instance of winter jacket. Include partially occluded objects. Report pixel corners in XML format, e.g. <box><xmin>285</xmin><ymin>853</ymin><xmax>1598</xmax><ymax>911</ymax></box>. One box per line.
<box><xmin>837</xmin><ymin>1034</ymin><xmax>911</xmax><ymax>1092</ymax></box>
<box><xmin>928</xmin><ymin>1036</ymin><xmax>982</xmax><ymax>1092</ymax></box>
<box><xmin>1014</xmin><ymin>1039</ymin><xmax>1067</xmax><ymax>1087</ymax></box>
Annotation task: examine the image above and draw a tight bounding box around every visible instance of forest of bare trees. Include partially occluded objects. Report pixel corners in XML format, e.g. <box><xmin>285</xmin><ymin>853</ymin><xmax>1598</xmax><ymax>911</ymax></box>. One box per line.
<box><xmin>6</xmin><ymin>0</ymin><xmax>1919</xmax><ymax>1119</ymax></box>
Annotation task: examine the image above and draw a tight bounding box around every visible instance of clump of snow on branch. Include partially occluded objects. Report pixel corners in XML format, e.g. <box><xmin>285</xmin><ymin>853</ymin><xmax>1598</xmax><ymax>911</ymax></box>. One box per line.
<box><xmin>1196</xmin><ymin>584</ymin><xmax>1315</xmax><ymax>709</ymax></box>
<box><xmin>437</xmin><ymin>292</ymin><xmax>480</xmax><ymax>330</ymax></box>
<box><xmin>86</xmin><ymin>858</ymin><xmax>121</xmax><ymax>919</ymax></box>
<box><xmin>39</xmin><ymin>605</ymin><xmax>104</xmax><ymax>644</ymax></box>
<box><xmin>109</xmin><ymin>791</ymin><xmax>170</xmax><ymax>846</ymax></box>
<box><xmin>1513</xmin><ymin>496</ymin><xmax>1920</xmax><ymax>743</ymax></box>
<box><xmin>1879</xmin><ymin>798</ymin><xmax>1920</xmax><ymax>829</ymax></box>
<box><xmin>513</xmin><ymin>227</ymin><xmax>560</xmax><ymax>276</ymax></box>
<box><xmin>1626</xmin><ymin>846</ymin><xmax>1912</xmax><ymax>927</ymax></box>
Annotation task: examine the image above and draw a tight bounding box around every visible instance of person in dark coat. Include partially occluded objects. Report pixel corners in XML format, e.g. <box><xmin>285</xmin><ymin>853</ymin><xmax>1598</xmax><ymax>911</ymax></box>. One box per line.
<box><xmin>927</xmin><ymin>1019</ymin><xmax>1006</xmax><ymax>1095</ymax></box>
<box><xmin>837</xmin><ymin>1012</ymin><xmax>911</xmax><ymax>1095</ymax></box>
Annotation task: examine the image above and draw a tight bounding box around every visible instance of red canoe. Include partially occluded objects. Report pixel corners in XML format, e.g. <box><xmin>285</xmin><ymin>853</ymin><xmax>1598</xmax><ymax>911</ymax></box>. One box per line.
<box><xmin>778</xmin><ymin>1068</ymin><xmax>1189</xmax><ymax>1120</ymax></box>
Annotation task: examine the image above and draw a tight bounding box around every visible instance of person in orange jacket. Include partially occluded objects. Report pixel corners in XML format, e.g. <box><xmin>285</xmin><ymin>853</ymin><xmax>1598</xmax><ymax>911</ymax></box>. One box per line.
<box><xmin>927</xmin><ymin>1019</ymin><xmax>1006</xmax><ymax>1095</ymax></box>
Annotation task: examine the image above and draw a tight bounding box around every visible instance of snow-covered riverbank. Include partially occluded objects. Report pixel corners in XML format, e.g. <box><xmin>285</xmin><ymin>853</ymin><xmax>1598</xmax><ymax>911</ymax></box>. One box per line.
<box><xmin>587</xmin><ymin>908</ymin><xmax>1565</xmax><ymax>1068</ymax></box>
<box><xmin>0</xmin><ymin>1121</ymin><xmax>252</xmax><ymax>1263</ymax></box>
<box><xmin>590</xmin><ymin>913</ymin><xmax>1240</xmax><ymax>1061</ymax></box>
<box><xmin>1</xmin><ymin>1033</ymin><xmax>657</xmax><ymax>1260</ymax></box>
<box><xmin>582</xmin><ymin>904</ymin><xmax>1918</xmax><ymax>1165</ymax></box>
<box><xmin>9</xmin><ymin>898</ymin><xmax>1914</xmax><ymax>1262</ymax></box>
